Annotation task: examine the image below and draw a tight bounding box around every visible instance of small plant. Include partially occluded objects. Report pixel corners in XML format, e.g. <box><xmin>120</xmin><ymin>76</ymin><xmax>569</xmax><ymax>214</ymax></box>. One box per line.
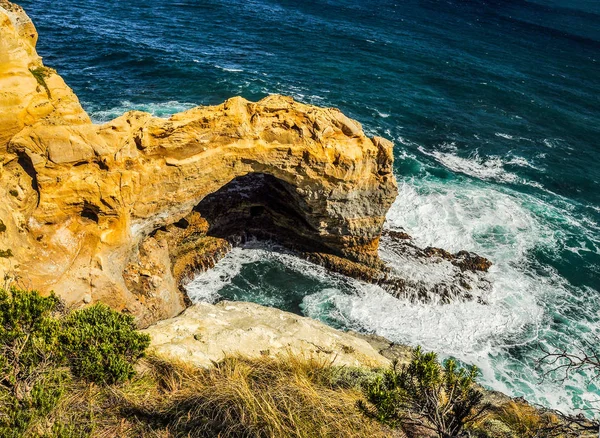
<box><xmin>29</xmin><ymin>67</ymin><xmax>52</xmax><ymax>98</ymax></box>
<box><xmin>60</xmin><ymin>303</ymin><xmax>150</xmax><ymax>384</ymax></box>
<box><xmin>359</xmin><ymin>346</ymin><xmax>489</xmax><ymax>438</ymax></box>
<box><xmin>8</xmin><ymin>190</ymin><xmax>18</xmax><ymax>197</ymax></box>
<box><xmin>0</xmin><ymin>220</ymin><xmax>6</xmax><ymax>233</ymax></box>
<box><xmin>0</xmin><ymin>249</ymin><xmax>12</xmax><ymax>258</ymax></box>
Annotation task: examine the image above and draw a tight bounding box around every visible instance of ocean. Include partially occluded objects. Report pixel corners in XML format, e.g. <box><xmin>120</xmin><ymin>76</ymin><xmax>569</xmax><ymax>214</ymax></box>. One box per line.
<box><xmin>20</xmin><ymin>0</ymin><xmax>600</xmax><ymax>414</ymax></box>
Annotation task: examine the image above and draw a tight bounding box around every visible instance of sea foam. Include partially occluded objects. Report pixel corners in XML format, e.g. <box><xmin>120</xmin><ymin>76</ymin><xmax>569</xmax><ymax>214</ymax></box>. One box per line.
<box><xmin>88</xmin><ymin>100</ymin><xmax>197</xmax><ymax>123</ymax></box>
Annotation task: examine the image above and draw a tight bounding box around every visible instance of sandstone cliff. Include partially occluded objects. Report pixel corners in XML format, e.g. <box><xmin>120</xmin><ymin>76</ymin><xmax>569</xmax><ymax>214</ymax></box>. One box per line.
<box><xmin>0</xmin><ymin>1</ymin><xmax>397</xmax><ymax>325</ymax></box>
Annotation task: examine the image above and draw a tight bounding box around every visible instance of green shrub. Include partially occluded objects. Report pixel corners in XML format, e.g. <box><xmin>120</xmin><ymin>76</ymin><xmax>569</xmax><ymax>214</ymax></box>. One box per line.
<box><xmin>0</xmin><ymin>289</ymin><xmax>150</xmax><ymax>436</ymax></box>
<box><xmin>0</xmin><ymin>288</ymin><xmax>65</xmax><ymax>436</ymax></box>
<box><xmin>60</xmin><ymin>304</ymin><xmax>150</xmax><ymax>384</ymax></box>
<box><xmin>0</xmin><ymin>289</ymin><xmax>62</xmax><ymax>393</ymax></box>
<box><xmin>359</xmin><ymin>346</ymin><xmax>489</xmax><ymax>438</ymax></box>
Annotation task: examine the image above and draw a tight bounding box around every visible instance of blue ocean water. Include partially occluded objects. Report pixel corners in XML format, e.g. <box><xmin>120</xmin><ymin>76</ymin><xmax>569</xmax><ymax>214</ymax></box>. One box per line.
<box><xmin>20</xmin><ymin>0</ymin><xmax>600</xmax><ymax>413</ymax></box>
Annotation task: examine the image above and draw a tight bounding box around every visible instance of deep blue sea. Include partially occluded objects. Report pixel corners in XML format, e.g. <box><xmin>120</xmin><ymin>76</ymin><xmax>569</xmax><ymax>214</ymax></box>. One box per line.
<box><xmin>20</xmin><ymin>0</ymin><xmax>600</xmax><ymax>413</ymax></box>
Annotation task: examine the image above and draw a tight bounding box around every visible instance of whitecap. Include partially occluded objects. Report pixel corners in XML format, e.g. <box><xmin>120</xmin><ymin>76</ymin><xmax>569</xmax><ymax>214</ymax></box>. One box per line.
<box><xmin>418</xmin><ymin>147</ymin><xmax>546</xmax><ymax>188</ymax></box>
<box><xmin>506</xmin><ymin>156</ymin><xmax>544</xmax><ymax>171</ymax></box>
<box><xmin>418</xmin><ymin>147</ymin><xmax>521</xmax><ymax>184</ymax></box>
<box><xmin>89</xmin><ymin>100</ymin><xmax>197</xmax><ymax>123</ymax></box>
<box><xmin>215</xmin><ymin>64</ymin><xmax>244</xmax><ymax>72</ymax></box>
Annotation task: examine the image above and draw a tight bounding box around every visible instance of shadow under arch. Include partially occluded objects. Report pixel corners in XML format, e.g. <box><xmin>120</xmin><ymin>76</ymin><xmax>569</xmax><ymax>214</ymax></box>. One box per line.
<box><xmin>194</xmin><ymin>172</ymin><xmax>329</xmax><ymax>254</ymax></box>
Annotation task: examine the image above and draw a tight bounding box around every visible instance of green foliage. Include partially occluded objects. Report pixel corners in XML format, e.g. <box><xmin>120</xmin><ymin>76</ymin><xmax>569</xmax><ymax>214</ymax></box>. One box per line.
<box><xmin>0</xmin><ymin>289</ymin><xmax>150</xmax><ymax>436</ymax></box>
<box><xmin>0</xmin><ymin>250</ymin><xmax>12</xmax><ymax>258</ymax></box>
<box><xmin>61</xmin><ymin>304</ymin><xmax>150</xmax><ymax>384</ymax></box>
<box><xmin>0</xmin><ymin>289</ymin><xmax>62</xmax><ymax>392</ymax></box>
<box><xmin>359</xmin><ymin>346</ymin><xmax>489</xmax><ymax>438</ymax></box>
<box><xmin>29</xmin><ymin>67</ymin><xmax>52</xmax><ymax>98</ymax></box>
<box><xmin>8</xmin><ymin>190</ymin><xmax>18</xmax><ymax>198</ymax></box>
<box><xmin>0</xmin><ymin>289</ymin><xmax>65</xmax><ymax>437</ymax></box>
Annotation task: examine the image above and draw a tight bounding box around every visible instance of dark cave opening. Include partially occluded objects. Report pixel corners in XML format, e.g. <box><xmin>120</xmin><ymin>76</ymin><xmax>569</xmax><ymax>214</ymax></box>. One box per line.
<box><xmin>194</xmin><ymin>173</ymin><xmax>327</xmax><ymax>253</ymax></box>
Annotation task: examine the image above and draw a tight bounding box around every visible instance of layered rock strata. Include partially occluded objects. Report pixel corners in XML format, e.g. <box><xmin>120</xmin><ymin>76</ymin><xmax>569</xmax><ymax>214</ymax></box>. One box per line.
<box><xmin>0</xmin><ymin>1</ymin><xmax>398</xmax><ymax>325</ymax></box>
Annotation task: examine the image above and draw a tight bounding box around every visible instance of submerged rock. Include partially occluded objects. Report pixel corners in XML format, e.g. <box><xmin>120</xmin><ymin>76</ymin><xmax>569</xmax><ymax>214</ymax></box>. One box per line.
<box><xmin>377</xmin><ymin>229</ymin><xmax>493</xmax><ymax>303</ymax></box>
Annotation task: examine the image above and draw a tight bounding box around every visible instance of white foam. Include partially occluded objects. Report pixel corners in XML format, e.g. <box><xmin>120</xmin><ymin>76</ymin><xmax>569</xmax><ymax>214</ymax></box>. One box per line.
<box><xmin>506</xmin><ymin>156</ymin><xmax>544</xmax><ymax>171</ymax></box>
<box><xmin>89</xmin><ymin>100</ymin><xmax>197</xmax><ymax>123</ymax></box>
<box><xmin>418</xmin><ymin>147</ymin><xmax>547</xmax><ymax>189</ymax></box>
<box><xmin>379</xmin><ymin>177</ymin><xmax>600</xmax><ymax>412</ymax></box>
<box><xmin>185</xmin><ymin>171</ymin><xmax>599</xmax><ymax>413</ymax></box>
<box><xmin>419</xmin><ymin>147</ymin><xmax>521</xmax><ymax>184</ymax></box>
<box><xmin>185</xmin><ymin>242</ymin><xmax>339</xmax><ymax>303</ymax></box>
<box><xmin>215</xmin><ymin>64</ymin><xmax>244</xmax><ymax>72</ymax></box>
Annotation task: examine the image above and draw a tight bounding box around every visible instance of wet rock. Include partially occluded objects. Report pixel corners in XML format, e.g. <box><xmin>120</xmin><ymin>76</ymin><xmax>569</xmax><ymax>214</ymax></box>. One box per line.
<box><xmin>423</xmin><ymin>246</ymin><xmax>492</xmax><ymax>272</ymax></box>
<box><xmin>376</xmin><ymin>229</ymin><xmax>493</xmax><ymax>303</ymax></box>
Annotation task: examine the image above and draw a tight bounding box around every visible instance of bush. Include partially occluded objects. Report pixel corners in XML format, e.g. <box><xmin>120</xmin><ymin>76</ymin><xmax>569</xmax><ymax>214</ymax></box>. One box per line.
<box><xmin>0</xmin><ymin>289</ymin><xmax>62</xmax><ymax>396</ymax></box>
<box><xmin>0</xmin><ymin>289</ymin><xmax>150</xmax><ymax>436</ymax></box>
<box><xmin>0</xmin><ymin>289</ymin><xmax>65</xmax><ymax>436</ymax></box>
<box><xmin>359</xmin><ymin>346</ymin><xmax>489</xmax><ymax>438</ymax></box>
<box><xmin>60</xmin><ymin>304</ymin><xmax>150</xmax><ymax>385</ymax></box>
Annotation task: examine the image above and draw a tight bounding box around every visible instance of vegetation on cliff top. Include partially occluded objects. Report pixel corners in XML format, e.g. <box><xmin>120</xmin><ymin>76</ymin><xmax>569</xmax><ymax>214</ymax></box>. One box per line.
<box><xmin>0</xmin><ymin>288</ymin><xmax>149</xmax><ymax>437</ymax></box>
<box><xmin>0</xmin><ymin>288</ymin><xmax>596</xmax><ymax>437</ymax></box>
<box><xmin>359</xmin><ymin>347</ymin><xmax>488</xmax><ymax>437</ymax></box>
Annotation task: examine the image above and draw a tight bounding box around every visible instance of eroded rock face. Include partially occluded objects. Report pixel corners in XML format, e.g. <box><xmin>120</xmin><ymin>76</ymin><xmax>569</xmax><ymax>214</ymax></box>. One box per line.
<box><xmin>0</xmin><ymin>1</ymin><xmax>397</xmax><ymax>326</ymax></box>
<box><xmin>143</xmin><ymin>301</ymin><xmax>391</xmax><ymax>368</ymax></box>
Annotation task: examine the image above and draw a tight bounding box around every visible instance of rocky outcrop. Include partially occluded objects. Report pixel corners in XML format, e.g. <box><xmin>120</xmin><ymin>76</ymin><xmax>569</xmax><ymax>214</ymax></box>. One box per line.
<box><xmin>378</xmin><ymin>229</ymin><xmax>493</xmax><ymax>303</ymax></box>
<box><xmin>0</xmin><ymin>1</ymin><xmax>397</xmax><ymax>326</ymax></box>
<box><xmin>0</xmin><ymin>0</ymin><xmax>90</xmax><ymax>150</ymax></box>
<box><xmin>143</xmin><ymin>300</ymin><xmax>391</xmax><ymax>368</ymax></box>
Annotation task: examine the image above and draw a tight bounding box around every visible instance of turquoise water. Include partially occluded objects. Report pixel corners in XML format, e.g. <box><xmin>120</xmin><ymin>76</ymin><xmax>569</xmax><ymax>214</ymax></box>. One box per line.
<box><xmin>20</xmin><ymin>0</ymin><xmax>600</xmax><ymax>414</ymax></box>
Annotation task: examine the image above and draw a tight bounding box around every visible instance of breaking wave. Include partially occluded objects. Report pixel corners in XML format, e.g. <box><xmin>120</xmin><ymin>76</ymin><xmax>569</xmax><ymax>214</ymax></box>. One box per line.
<box><xmin>88</xmin><ymin>100</ymin><xmax>197</xmax><ymax>123</ymax></box>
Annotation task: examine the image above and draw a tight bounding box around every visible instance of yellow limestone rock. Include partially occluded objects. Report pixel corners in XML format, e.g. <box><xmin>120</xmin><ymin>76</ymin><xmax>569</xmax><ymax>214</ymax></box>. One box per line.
<box><xmin>0</xmin><ymin>1</ymin><xmax>89</xmax><ymax>151</ymax></box>
<box><xmin>0</xmin><ymin>1</ymin><xmax>397</xmax><ymax>326</ymax></box>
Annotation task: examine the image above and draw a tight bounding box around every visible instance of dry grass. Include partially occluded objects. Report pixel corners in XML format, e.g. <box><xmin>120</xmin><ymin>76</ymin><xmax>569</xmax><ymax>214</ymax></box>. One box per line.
<box><xmin>466</xmin><ymin>400</ymin><xmax>567</xmax><ymax>438</ymax></box>
<box><xmin>31</xmin><ymin>354</ymin><xmax>399</xmax><ymax>438</ymax></box>
<box><xmin>497</xmin><ymin>401</ymin><xmax>559</xmax><ymax>437</ymax></box>
<box><xmin>7</xmin><ymin>352</ymin><xmax>588</xmax><ymax>438</ymax></box>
